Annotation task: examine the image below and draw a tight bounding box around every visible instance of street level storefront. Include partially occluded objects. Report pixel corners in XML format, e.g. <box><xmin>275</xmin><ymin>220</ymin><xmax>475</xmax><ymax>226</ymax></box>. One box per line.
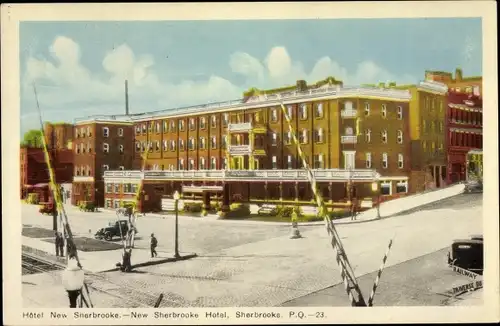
<box><xmin>103</xmin><ymin>170</ymin><xmax>411</xmax><ymax>213</ymax></box>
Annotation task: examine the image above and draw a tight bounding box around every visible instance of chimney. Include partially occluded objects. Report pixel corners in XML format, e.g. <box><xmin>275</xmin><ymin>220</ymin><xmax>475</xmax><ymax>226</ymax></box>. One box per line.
<box><xmin>125</xmin><ymin>80</ymin><xmax>129</xmax><ymax>115</ymax></box>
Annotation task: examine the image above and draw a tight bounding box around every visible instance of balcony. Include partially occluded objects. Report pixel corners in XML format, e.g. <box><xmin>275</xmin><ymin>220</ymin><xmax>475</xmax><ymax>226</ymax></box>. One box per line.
<box><xmin>341</xmin><ymin>110</ymin><xmax>358</xmax><ymax>118</ymax></box>
<box><xmin>341</xmin><ymin>136</ymin><xmax>358</xmax><ymax>144</ymax></box>
<box><xmin>228</xmin><ymin>145</ymin><xmax>252</xmax><ymax>155</ymax></box>
<box><xmin>228</xmin><ymin>122</ymin><xmax>252</xmax><ymax>133</ymax></box>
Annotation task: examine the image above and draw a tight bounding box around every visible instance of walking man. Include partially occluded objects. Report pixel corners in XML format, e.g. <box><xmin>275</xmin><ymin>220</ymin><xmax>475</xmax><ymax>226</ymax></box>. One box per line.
<box><xmin>150</xmin><ymin>233</ymin><xmax>158</xmax><ymax>258</ymax></box>
<box><xmin>55</xmin><ymin>231</ymin><xmax>64</xmax><ymax>257</ymax></box>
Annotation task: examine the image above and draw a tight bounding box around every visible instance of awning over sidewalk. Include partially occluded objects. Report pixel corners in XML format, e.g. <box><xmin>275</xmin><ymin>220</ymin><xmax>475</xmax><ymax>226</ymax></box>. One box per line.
<box><xmin>182</xmin><ymin>185</ymin><xmax>224</xmax><ymax>193</ymax></box>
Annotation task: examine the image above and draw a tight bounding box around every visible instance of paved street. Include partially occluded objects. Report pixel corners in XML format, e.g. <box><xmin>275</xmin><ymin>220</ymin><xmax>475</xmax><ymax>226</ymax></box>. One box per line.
<box><xmin>22</xmin><ymin>193</ymin><xmax>483</xmax><ymax>307</ymax></box>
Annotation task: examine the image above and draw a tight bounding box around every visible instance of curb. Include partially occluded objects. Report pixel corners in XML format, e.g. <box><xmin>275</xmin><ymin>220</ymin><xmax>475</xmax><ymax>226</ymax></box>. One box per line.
<box><xmin>102</xmin><ymin>253</ymin><xmax>198</xmax><ymax>272</ymax></box>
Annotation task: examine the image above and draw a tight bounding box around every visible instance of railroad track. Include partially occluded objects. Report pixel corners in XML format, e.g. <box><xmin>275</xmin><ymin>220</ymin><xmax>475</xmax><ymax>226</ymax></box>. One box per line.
<box><xmin>21</xmin><ymin>252</ymin><xmax>179</xmax><ymax>307</ymax></box>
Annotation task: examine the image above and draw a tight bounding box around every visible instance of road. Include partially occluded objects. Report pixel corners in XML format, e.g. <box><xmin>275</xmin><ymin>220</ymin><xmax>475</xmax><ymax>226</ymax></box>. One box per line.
<box><xmin>22</xmin><ymin>193</ymin><xmax>483</xmax><ymax>307</ymax></box>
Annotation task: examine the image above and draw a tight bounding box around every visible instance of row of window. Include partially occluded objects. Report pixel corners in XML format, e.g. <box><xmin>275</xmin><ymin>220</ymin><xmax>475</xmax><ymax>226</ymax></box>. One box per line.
<box><xmin>448</xmin><ymin>108</ymin><xmax>482</xmax><ymax>126</ymax></box>
<box><xmin>453</xmin><ymin>85</ymin><xmax>481</xmax><ymax>95</ymax></box>
<box><xmin>76</xmin><ymin>127</ymin><xmax>124</xmax><ymax>138</ymax></box>
<box><xmin>105</xmin><ymin>199</ymin><xmax>135</xmax><ymax>209</ymax></box>
<box><xmin>422</xmin><ymin>141</ymin><xmax>444</xmax><ymax>153</ymax></box>
<box><xmin>423</xmin><ymin>96</ymin><xmax>444</xmax><ymax>112</ymax></box>
<box><xmin>74</xmin><ymin>165</ymin><xmax>124</xmax><ymax>176</ymax></box>
<box><xmin>449</xmin><ymin>131</ymin><xmax>482</xmax><ymax>148</ymax></box>
<box><xmin>422</xmin><ymin>120</ymin><xmax>445</xmax><ymax>133</ymax></box>
<box><xmin>105</xmin><ymin>183</ymin><xmax>138</xmax><ymax>194</ymax></box>
<box><xmin>75</xmin><ymin>142</ymin><xmax>125</xmax><ymax>154</ymax></box>
<box><xmin>134</xmin><ymin>102</ymin><xmax>406</xmax><ymax>136</ymax></box>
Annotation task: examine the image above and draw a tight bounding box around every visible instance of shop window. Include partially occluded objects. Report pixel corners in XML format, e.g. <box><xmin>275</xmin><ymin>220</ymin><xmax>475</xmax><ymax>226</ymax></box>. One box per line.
<box><xmin>381</xmin><ymin>181</ymin><xmax>392</xmax><ymax>195</ymax></box>
<box><xmin>396</xmin><ymin>180</ymin><xmax>408</xmax><ymax>193</ymax></box>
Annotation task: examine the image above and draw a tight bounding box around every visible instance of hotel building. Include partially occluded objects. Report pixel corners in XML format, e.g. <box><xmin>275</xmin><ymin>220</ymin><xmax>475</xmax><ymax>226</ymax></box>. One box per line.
<box><xmin>100</xmin><ymin>77</ymin><xmax>451</xmax><ymax>213</ymax></box>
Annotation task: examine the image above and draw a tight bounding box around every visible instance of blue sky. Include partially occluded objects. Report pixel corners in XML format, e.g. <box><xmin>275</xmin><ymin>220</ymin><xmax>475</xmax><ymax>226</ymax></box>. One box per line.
<box><xmin>20</xmin><ymin>18</ymin><xmax>482</xmax><ymax>134</ymax></box>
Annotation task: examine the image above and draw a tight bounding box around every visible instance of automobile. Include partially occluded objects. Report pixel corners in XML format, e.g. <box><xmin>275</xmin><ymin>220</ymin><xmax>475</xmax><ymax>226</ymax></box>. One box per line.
<box><xmin>447</xmin><ymin>235</ymin><xmax>483</xmax><ymax>275</ymax></box>
<box><xmin>95</xmin><ymin>220</ymin><xmax>137</xmax><ymax>241</ymax></box>
<box><xmin>464</xmin><ymin>180</ymin><xmax>483</xmax><ymax>193</ymax></box>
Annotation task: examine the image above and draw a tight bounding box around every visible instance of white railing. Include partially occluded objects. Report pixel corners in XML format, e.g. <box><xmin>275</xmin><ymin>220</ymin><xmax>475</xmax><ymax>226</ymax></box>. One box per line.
<box><xmin>340</xmin><ymin>110</ymin><xmax>358</xmax><ymax>118</ymax></box>
<box><xmin>228</xmin><ymin>122</ymin><xmax>252</xmax><ymax>132</ymax></box>
<box><xmin>73</xmin><ymin>176</ymin><xmax>95</xmax><ymax>182</ymax></box>
<box><xmin>341</xmin><ymin>136</ymin><xmax>358</xmax><ymax>144</ymax></box>
<box><xmin>228</xmin><ymin>145</ymin><xmax>252</xmax><ymax>155</ymax></box>
<box><xmin>103</xmin><ymin>169</ymin><xmax>381</xmax><ymax>181</ymax></box>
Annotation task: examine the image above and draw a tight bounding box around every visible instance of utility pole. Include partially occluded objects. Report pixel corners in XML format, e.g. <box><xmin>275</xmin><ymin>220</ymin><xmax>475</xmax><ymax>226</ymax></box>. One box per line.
<box><xmin>125</xmin><ymin>80</ymin><xmax>129</xmax><ymax>116</ymax></box>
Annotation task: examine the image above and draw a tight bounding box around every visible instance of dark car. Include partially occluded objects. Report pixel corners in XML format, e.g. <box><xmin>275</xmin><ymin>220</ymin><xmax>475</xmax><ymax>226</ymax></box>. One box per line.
<box><xmin>95</xmin><ymin>220</ymin><xmax>135</xmax><ymax>241</ymax></box>
<box><xmin>448</xmin><ymin>236</ymin><xmax>483</xmax><ymax>275</ymax></box>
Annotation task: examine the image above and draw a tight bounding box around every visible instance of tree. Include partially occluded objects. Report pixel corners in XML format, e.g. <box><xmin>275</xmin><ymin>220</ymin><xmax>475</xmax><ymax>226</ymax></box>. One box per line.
<box><xmin>21</xmin><ymin>129</ymin><xmax>43</xmax><ymax>148</ymax></box>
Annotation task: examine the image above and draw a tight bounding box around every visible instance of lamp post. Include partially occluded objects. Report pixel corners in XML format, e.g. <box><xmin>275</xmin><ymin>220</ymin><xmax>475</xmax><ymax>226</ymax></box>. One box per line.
<box><xmin>371</xmin><ymin>178</ymin><xmax>381</xmax><ymax>219</ymax></box>
<box><xmin>61</xmin><ymin>256</ymin><xmax>84</xmax><ymax>308</ymax></box>
<box><xmin>173</xmin><ymin>190</ymin><xmax>181</xmax><ymax>259</ymax></box>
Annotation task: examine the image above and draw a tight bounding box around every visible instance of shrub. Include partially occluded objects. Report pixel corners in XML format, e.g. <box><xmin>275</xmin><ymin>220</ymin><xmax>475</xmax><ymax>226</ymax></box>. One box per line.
<box><xmin>210</xmin><ymin>201</ymin><xmax>221</xmax><ymax>212</ymax></box>
<box><xmin>26</xmin><ymin>193</ymin><xmax>39</xmax><ymax>205</ymax></box>
<box><xmin>276</xmin><ymin>206</ymin><xmax>303</xmax><ymax>218</ymax></box>
<box><xmin>182</xmin><ymin>202</ymin><xmax>203</xmax><ymax>213</ymax></box>
<box><xmin>225</xmin><ymin>203</ymin><xmax>251</xmax><ymax>218</ymax></box>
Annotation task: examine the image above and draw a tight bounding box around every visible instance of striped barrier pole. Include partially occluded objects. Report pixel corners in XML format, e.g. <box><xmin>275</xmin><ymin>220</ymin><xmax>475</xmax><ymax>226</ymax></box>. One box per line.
<box><xmin>367</xmin><ymin>238</ymin><xmax>393</xmax><ymax>306</ymax></box>
<box><xmin>278</xmin><ymin>100</ymin><xmax>366</xmax><ymax>307</ymax></box>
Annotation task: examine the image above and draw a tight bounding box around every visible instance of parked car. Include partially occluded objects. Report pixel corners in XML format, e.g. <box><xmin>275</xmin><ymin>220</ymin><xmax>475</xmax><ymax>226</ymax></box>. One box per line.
<box><xmin>95</xmin><ymin>220</ymin><xmax>136</xmax><ymax>241</ymax></box>
<box><xmin>448</xmin><ymin>235</ymin><xmax>483</xmax><ymax>275</ymax></box>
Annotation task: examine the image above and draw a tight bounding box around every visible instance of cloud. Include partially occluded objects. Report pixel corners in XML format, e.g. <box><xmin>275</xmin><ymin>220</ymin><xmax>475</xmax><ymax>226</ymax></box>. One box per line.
<box><xmin>231</xmin><ymin>47</ymin><xmax>417</xmax><ymax>87</ymax></box>
<box><xmin>22</xmin><ymin>37</ymin><xmax>416</xmax><ymax>134</ymax></box>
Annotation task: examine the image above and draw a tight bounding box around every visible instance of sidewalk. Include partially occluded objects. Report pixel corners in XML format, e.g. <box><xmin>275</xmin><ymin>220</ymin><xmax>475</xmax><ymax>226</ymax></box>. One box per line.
<box><xmin>22</xmin><ymin>235</ymin><xmax>196</xmax><ymax>273</ymax></box>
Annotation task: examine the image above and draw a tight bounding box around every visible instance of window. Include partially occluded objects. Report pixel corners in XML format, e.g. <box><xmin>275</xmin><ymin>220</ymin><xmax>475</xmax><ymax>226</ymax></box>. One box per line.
<box><xmin>155</xmin><ymin>141</ymin><xmax>160</xmax><ymax>152</ymax></box>
<box><xmin>381</xmin><ymin>130</ymin><xmax>388</xmax><ymax>144</ymax></box>
<box><xmin>300</xmin><ymin>104</ymin><xmax>307</xmax><ymax>120</ymax></box>
<box><xmin>87</xmin><ymin>126</ymin><xmax>92</xmax><ymax>137</ymax></box>
<box><xmin>365</xmin><ymin>129</ymin><xmax>371</xmax><ymax>143</ymax></box>
<box><xmin>200</xmin><ymin>117</ymin><xmax>206</xmax><ymax>129</ymax></box>
<box><xmin>189</xmin><ymin>118</ymin><xmax>195</xmax><ymax>130</ymax></box>
<box><xmin>272</xmin><ymin>156</ymin><xmax>277</xmax><ymax>169</ymax></box>
<box><xmin>76</xmin><ymin>129</ymin><xmax>80</xmax><ymax>138</ymax></box>
<box><xmin>345</xmin><ymin>127</ymin><xmax>354</xmax><ymax>136</ymax></box>
<box><xmin>299</xmin><ymin>129</ymin><xmax>308</xmax><ymax>144</ymax></box>
<box><xmin>473</xmin><ymin>86</ymin><xmax>480</xmax><ymax>96</ymax></box>
<box><xmin>123</xmin><ymin>183</ymin><xmax>132</xmax><ymax>193</ymax></box>
<box><xmin>422</xmin><ymin>120</ymin><xmax>427</xmax><ymax>132</ymax></box>
<box><xmin>179</xmin><ymin>120</ymin><xmax>185</xmax><ymax>131</ymax></box>
<box><xmin>313</xmin><ymin>154</ymin><xmax>324</xmax><ymax>169</ymax></box>
<box><xmin>439</xmin><ymin>142</ymin><xmax>444</xmax><ymax>152</ymax></box>
<box><xmin>81</xmin><ymin>128</ymin><xmax>86</xmax><ymax>137</ymax></box>
<box><xmin>210</xmin><ymin>157</ymin><xmax>217</xmax><ymax>170</ymax></box>
<box><xmin>439</xmin><ymin>121</ymin><xmax>443</xmax><ymax>132</ymax></box>
<box><xmin>148</xmin><ymin>141</ymin><xmax>153</xmax><ymax>152</ymax></box>
<box><xmin>199</xmin><ymin>137</ymin><xmax>206</xmax><ymax>149</ymax></box>
<box><xmin>179</xmin><ymin>139</ymin><xmax>185</xmax><ymax>151</ymax></box>
<box><xmin>103</xmin><ymin>127</ymin><xmax>109</xmax><ymax>138</ymax></box>
<box><xmin>163</xmin><ymin>121</ymin><xmax>168</xmax><ymax>133</ymax></box>
<box><xmin>211</xmin><ymin>115</ymin><xmax>217</xmax><ymax>128</ymax></box>
<box><xmin>188</xmin><ymin>137</ymin><xmax>195</xmax><ymax>150</ymax></box>
<box><xmin>396</xmin><ymin>180</ymin><xmax>408</xmax><ymax>193</ymax></box>
<box><xmin>102</xmin><ymin>164</ymin><xmax>109</xmax><ymax>171</ymax></box>
<box><xmin>168</xmin><ymin>164</ymin><xmax>174</xmax><ymax>171</ymax></box>
<box><xmin>382</xmin><ymin>152</ymin><xmax>388</xmax><ymax>169</ymax></box>
<box><xmin>344</xmin><ymin>101</ymin><xmax>354</xmax><ymax>111</ymax></box>
<box><xmin>381</xmin><ymin>181</ymin><xmax>392</xmax><ymax>195</ymax></box>
<box><xmin>271</xmin><ymin>109</ymin><xmax>278</xmax><ymax>122</ymax></box>
<box><xmin>315</xmin><ymin>103</ymin><xmax>324</xmax><ymax>118</ymax></box>
<box><xmin>169</xmin><ymin>121</ymin><xmax>176</xmax><ymax>132</ymax></box>
<box><xmin>314</xmin><ymin>128</ymin><xmax>324</xmax><ymax>143</ymax></box>
<box><xmin>366</xmin><ymin>153</ymin><xmax>372</xmax><ymax>168</ymax></box>
<box><xmin>430</xmin><ymin>121</ymin><xmax>435</xmax><ymax>132</ymax></box>
<box><xmin>271</xmin><ymin>133</ymin><xmax>277</xmax><ymax>146</ymax></box>
<box><xmin>397</xmin><ymin>106</ymin><xmax>403</xmax><ymax>120</ymax></box>
<box><xmin>163</xmin><ymin>140</ymin><xmax>168</xmax><ymax>151</ymax></box>
<box><xmin>222</xmin><ymin>158</ymin><xmax>228</xmax><ymax>170</ymax></box>
<box><xmin>431</xmin><ymin>142</ymin><xmax>436</xmax><ymax>152</ymax></box>
<box><xmin>119</xmin><ymin>144</ymin><xmax>124</xmax><ymax>154</ymax></box>
<box><xmin>148</xmin><ymin>123</ymin><xmax>153</xmax><ymax>133</ymax></box>
<box><xmin>154</xmin><ymin>122</ymin><xmax>160</xmax><ymax>133</ymax></box>
<box><xmin>199</xmin><ymin>157</ymin><xmax>206</xmax><ymax>170</ymax></box>
<box><xmin>188</xmin><ymin>159</ymin><xmax>195</xmax><ymax>170</ymax></box>
<box><xmin>284</xmin><ymin>131</ymin><xmax>292</xmax><ymax>145</ymax></box>
<box><xmin>397</xmin><ymin>130</ymin><xmax>403</xmax><ymax>144</ymax></box>
<box><xmin>86</xmin><ymin>165</ymin><xmax>91</xmax><ymax>176</ymax></box>
<box><xmin>114</xmin><ymin>183</ymin><xmax>120</xmax><ymax>193</ymax></box>
<box><xmin>75</xmin><ymin>167</ymin><xmax>80</xmax><ymax>176</ymax></box>
<box><xmin>168</xmin><ymin>140</ymin><xmax>175</xmax><ymax>151</ymax></box>
<box><xmin>422</xmin><ymin>141</ymin><xmax>427</xmax><ymax>152</ymax></box>
<box><xmin>106</xmin><ymin>183</ymin><xmax>112</xmax><ymax>193</ymax></box>
<box><xmin>141</xmin><ymin>141</ymin><xmax>147</xmax><ymax>152</ymax></box>
<box><xmin>223</xmin><ymin>113</ymin><xmax>229</xmax><ymax>126</ymax></box>
<box><xmin>398</xmin><ymin>154</ymin><xmax>404</xmax><ymax>169</ymax></box>
<box><xmin>364</xmin><ymin>102</ymin><xmax>370</xmax><ymax>116</ymax></box>
<box><xmin>80</xmin><ymin>143</ymin><xmax>85</xmax><ymax>153</ymax></box>
<box><xmin>87</xmin><ymin>142</ymin><xmax>92</xmax><ymax>153</ymax></box>
<box><xmin>287</xmin><ymin>105</ymin><xmax>293</xmax><ymax>120</ymax></box>
<box><xmin>285</xmin><ymin>155</ymin><xmax>292</xmax><ymax>169</ymax></box>
<box><xmin>178</xmin><ymin>159</ymin><xmax>185</xmax><ymax>170</ymax></box>
<box><xmin>119</xmin><ymin>166</ymin><xmax>125</xmax><ymax>171</ymax></box>
<box><xmin>211</xmin><ymin>136</ymin><xmax>217</xmax><ymax>149</ymax></box>
<box><xmin>381</xmin><ymin>104</ymin><xmax>387</xmax><ymax>118</ymax></box>
<box><xmin>142</xmin><ymin>124</ymin><xmax>147</xmax><ymax>134</ymax></box>
<box><xmin>103</xmin><ymin>143</ymin><xmax>109</xmax><ymax>153</ymax></box>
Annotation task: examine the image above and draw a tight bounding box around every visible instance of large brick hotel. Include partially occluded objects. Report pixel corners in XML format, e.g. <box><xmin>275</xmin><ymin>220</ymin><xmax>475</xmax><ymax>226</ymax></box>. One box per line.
<box><xmin>69</xmin><ymin>75</ymin><xmax>462</xmax><ymax>213</ymax></box>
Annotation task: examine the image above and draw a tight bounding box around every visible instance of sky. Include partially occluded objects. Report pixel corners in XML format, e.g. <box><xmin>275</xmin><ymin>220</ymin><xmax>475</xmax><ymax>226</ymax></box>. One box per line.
<box><xmin>19</xmin><ymin>18</ymin><xmax>482</xmax><ymax>134</ymax></box>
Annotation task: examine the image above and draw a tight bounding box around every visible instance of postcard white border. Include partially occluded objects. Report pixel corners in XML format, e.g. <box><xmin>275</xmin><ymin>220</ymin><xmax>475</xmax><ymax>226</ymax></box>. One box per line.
<box><xmin>2</xmin><ymin>1</ymin><xmax>498</xmax><ymax>324</ymax></box>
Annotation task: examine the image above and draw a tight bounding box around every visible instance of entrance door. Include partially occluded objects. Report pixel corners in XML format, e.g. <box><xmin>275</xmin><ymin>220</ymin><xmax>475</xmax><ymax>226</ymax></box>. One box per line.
<box><xmin>343</xmin><ymin>151</ymin><xmax>356</xmax><ymax>170</ymax></box>
<box><xmin>254</xmin><ymin>158</ymin><xmax>260</xmax><ymax>170</ymax></box>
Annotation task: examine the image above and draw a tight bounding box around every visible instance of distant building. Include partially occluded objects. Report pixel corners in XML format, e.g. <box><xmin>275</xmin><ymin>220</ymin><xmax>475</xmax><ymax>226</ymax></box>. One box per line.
<box><xmin>425</xmin><ymin>68</ymin><xmax>482</xmax><ymax>96</ymax></box>
<box><xmin>71</xmin><ymin>117</ymin><xmax>134</xmax><ymax>207</ymax></box>
<box><xmin>44</xmin><ymin>122</ymin><xmax>74</xmax><ymax>150</ymax></box>
<box><xmin>445</xmin><ymin>91</ymin><xmax>483</xmax><ymax>183</ymax></box>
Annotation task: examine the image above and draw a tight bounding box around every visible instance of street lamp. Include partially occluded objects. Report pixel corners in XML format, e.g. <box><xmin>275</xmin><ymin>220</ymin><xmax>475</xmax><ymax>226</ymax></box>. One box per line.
<box><xmin>61</xmin><ymin>256</ymin><xmax>84</xmax><ymax>308</ymax></box>
<box><xmin>371</xmin><ymin>178</ymin><xmax>381</xmax><ymax>219</ymax></box>
<box><xmin>173</xmin><ymin>190</ymin><xmax>181</xmax><ymax>259</ymax></box>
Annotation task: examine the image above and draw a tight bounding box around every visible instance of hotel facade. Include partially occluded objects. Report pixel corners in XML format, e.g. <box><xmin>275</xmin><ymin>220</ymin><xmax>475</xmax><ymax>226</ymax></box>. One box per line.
<box><xmin>96</xmin><ymin>77</ymin><xmax>450</xmax><ymax>213</ymax></box>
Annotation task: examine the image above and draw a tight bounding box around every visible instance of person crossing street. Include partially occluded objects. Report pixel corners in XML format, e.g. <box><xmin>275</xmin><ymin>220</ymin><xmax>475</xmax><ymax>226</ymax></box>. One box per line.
<box><xmin>150</xmin><ymin>233</ymin><xmax>158</xmax><ymax>258</ymax></box>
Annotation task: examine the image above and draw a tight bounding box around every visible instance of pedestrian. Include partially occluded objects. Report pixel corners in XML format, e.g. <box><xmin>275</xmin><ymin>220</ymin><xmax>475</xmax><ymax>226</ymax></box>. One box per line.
<box><xmin>150</xmin><ymin>233</ymin><xmax>158</xmax><ymax>258</ymax></box>
<box><xmin>66</xmin><ymin>190</ymin><xmax>71</xmax><ymax>204</ymax></box>
<box><xmin>55</xmin><ymin>231</ymin><xmax>64</xmax><ymax>256</ymax></box>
